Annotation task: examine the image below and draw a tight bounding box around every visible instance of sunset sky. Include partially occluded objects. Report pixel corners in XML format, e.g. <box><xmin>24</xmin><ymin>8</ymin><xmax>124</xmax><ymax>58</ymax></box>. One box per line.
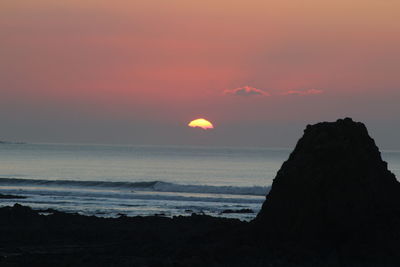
<box><xmin>1</xmin><ymin>0</ymin><xmax>399</xmax><ymax>148</ymax></box>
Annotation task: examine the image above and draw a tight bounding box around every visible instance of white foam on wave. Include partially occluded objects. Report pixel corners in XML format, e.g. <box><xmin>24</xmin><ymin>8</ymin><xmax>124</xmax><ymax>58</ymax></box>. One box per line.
<box><xmin>153</xmin><ymin>181</ymin><xmax>269</xmax><ymax>196</ymax></box>
<box><xmin>0</xmin><ymin>177</ymin><xmax>270</xmax><ymax>196</ymax></box>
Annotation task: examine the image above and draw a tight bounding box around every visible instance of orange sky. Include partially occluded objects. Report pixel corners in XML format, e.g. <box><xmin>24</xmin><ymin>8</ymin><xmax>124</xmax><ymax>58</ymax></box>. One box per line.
<box><xmin>1</xmin><ymin>0</ymin><xmax>399</xmax><ymax>147</ymax></box>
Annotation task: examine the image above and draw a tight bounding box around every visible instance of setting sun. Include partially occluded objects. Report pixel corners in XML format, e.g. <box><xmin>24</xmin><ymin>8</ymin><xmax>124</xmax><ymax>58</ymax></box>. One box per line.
<box><xmin>188</xmin><ymin>118</ymin><xmax>214</xmax><ymax>130</ymax></box>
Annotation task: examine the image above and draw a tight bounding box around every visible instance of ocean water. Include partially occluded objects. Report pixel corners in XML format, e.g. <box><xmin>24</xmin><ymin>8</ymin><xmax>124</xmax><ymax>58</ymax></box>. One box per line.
<box><xmin>0</xmin><ymin>143</ymin><xmax>399</xmax><ymax>221</ymax></box>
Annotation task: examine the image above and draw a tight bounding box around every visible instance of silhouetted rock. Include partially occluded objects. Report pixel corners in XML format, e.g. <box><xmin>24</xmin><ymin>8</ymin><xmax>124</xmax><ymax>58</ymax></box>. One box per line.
<box><xmin>0</xmin><ymin>204</ymin><xmax>250</xmax><ymax>267</ymax></box>
<box><xmin>255</xmin><ymin>118</ymin><xmax>400</xmax><ymax>254</ymax></box>
<box><xmin>221</xmin><ymin>208</ymin><xmax>254</xmax><ymax>214</ymax></box>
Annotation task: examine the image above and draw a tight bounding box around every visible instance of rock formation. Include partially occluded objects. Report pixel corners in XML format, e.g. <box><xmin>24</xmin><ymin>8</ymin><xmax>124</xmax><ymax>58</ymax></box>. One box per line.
<box><xmin>255</xmin><ymin>118</ymin><xmax>400</xmax><ymax>250</ymax></box>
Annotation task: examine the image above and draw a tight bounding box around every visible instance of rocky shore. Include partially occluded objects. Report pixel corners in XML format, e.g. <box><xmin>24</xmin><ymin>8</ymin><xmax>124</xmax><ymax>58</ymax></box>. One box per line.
<box><xmin>1</xmin><ymin>118</ymin><xmax>400</xmax><ymax>266</ymax></box>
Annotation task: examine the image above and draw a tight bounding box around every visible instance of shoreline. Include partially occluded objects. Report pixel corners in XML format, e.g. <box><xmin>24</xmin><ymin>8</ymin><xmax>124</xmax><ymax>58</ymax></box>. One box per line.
<box><xmin>1</xmin><ymin>203</ymin><xmax>399</xmax><ymax>266</ymax></box>
<box><xmin>0</xmin><ymin>204</ymin><xmax>252</xmax><ymax>266</ymax></box>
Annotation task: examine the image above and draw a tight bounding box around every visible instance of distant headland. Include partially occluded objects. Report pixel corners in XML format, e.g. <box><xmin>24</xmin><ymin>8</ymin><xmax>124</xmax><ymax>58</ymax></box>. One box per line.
<box><xmin>0</xmin><ymin>140</ymin><xmax>25</xmax><ymax>145</ymax></box>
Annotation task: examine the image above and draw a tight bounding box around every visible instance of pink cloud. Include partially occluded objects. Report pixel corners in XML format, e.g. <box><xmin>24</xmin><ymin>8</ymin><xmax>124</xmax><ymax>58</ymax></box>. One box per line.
<box><xmin>282</xmin><ymin>89</ymin><xmax>324</xmax><ymax>96</ymax></box>
<box><xmin>223</xmin><ymin>86</ymin><xmax>270</xmax><ymax>97</ymax></box>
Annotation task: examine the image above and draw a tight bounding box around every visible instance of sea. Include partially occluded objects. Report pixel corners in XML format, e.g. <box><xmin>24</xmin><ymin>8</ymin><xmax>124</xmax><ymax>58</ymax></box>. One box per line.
<box><xmin>0</xmin><ymin>143</ymin><xmax>399</xmax><ymax>221</ymax></box>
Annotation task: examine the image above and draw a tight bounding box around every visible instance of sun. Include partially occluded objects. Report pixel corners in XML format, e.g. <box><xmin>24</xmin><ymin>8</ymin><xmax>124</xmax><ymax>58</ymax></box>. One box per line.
<box><xmin>188</xmin><ymin>118</ymin><xmax>214</xmax><ymax>130</ymax></box>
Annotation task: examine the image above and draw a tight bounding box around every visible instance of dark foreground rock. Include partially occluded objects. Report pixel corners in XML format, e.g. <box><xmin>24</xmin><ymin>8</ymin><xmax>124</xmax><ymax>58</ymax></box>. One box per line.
<box><xmin>255</xmin><ymin>118</ymin><xmax>400</xmax><ymax>262</ymax></box>
<box><xmin>0</xmin><ymin>204</ymin><xmax>258</xmax><ymax>267</ymax></box>
<box><xmin>1</xmin><ymin>118</ymin><xmax>400</xmax><ymax>266</ymax></box>
<box><xmin>221</xmin><ymin>208</ymin><xmax>254</xmax><ymax>214</ymax></box>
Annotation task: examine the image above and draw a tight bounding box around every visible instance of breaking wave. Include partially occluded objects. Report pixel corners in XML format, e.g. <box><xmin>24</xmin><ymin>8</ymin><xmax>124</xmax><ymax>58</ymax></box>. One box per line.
<box><xmin>0</xmin><ymin>178</ymin><xmax>270</xmax><ymax>196</ymax></box>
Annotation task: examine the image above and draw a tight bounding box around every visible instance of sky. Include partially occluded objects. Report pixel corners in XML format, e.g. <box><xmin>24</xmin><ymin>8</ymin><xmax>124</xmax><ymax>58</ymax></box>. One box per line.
<box><xmin>1</xmin><ymin>0</ymin><xmax>400</xmax><ymax>148</ymax></box>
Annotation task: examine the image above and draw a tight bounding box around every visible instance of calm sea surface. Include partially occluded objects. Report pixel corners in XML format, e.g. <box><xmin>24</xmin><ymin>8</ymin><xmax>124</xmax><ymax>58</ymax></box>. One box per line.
<box><xmin>0</xmin><ymin>143</ymin><xmax>399</xmax><ymax>220</ymax></box>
